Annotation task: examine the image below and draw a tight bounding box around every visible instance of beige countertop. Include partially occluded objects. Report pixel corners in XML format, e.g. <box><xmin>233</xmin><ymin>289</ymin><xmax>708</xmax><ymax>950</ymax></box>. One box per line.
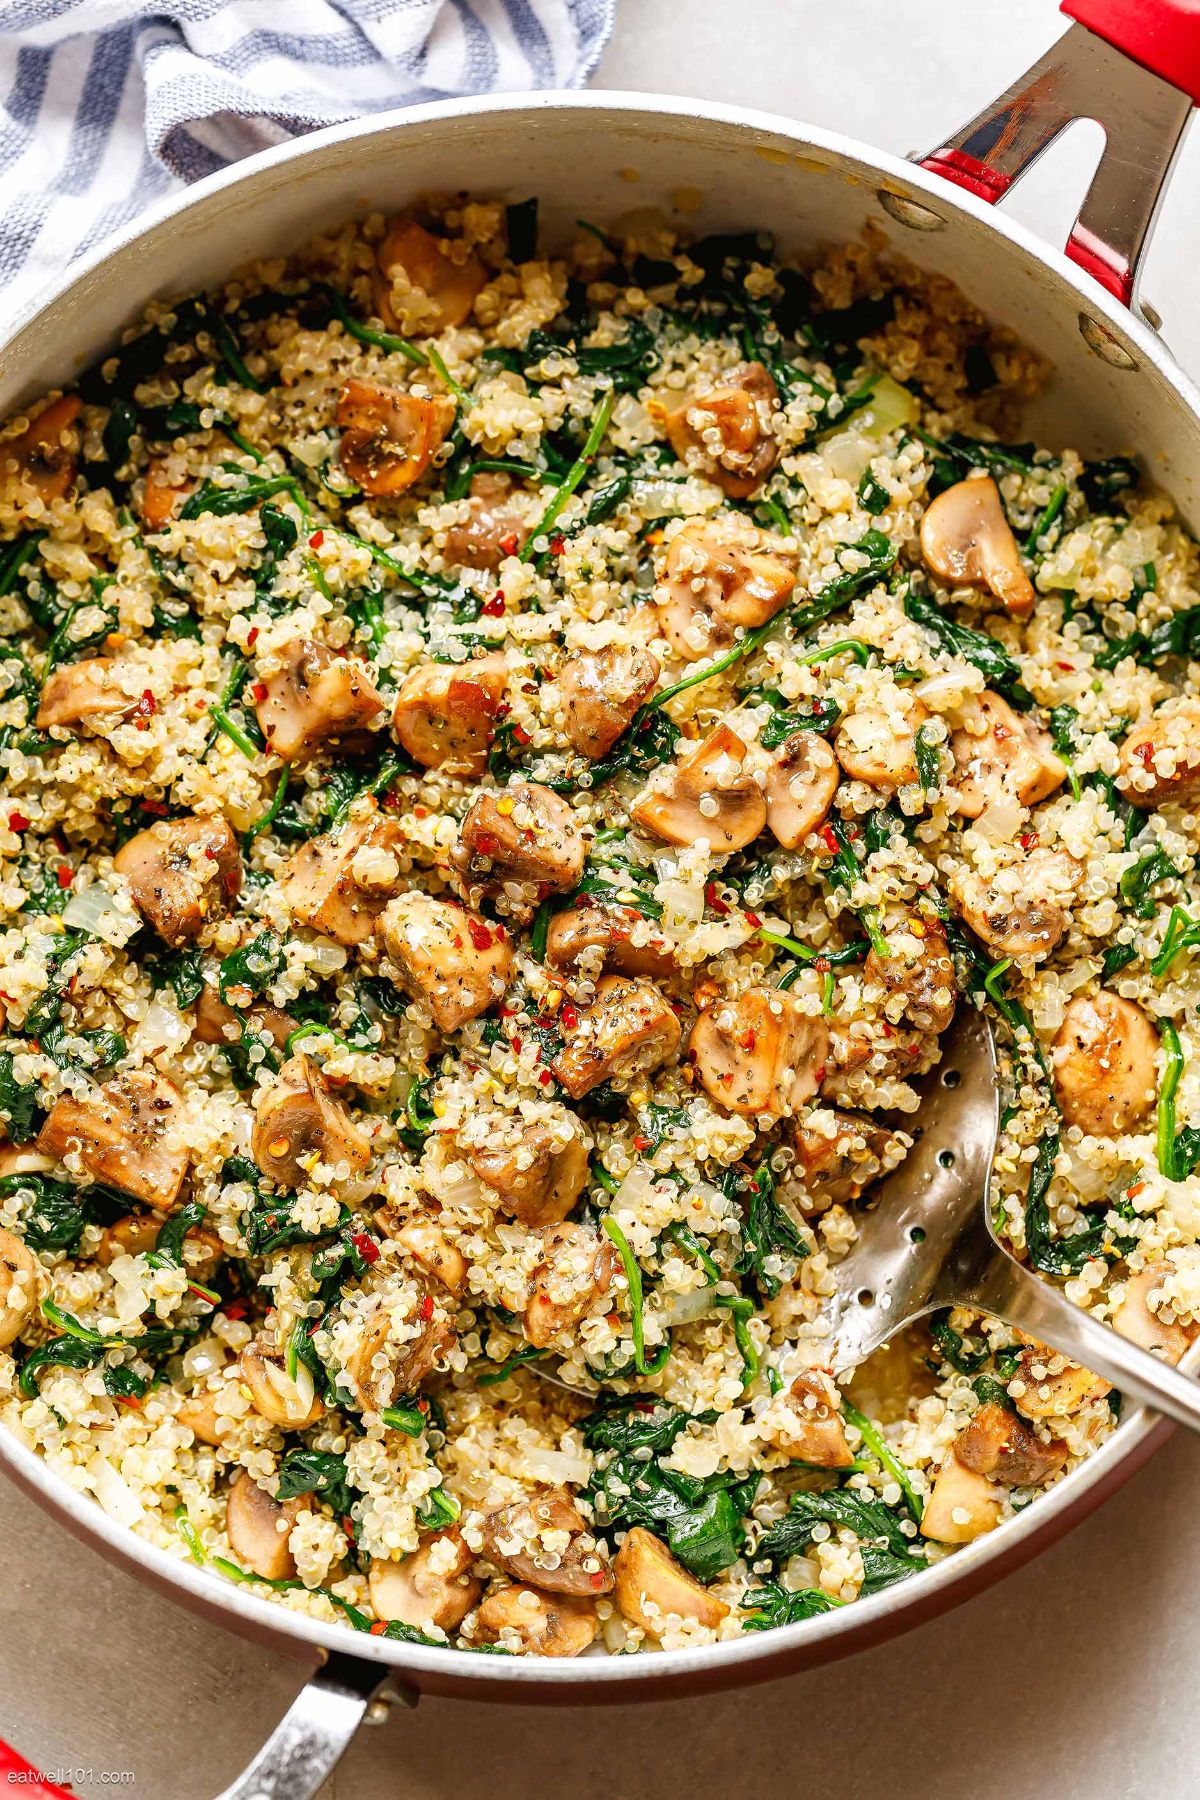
<box><xmin>4</xmin><ymin>2</ymin><xmax>1200</xmax><ymax>1794</ymax></box>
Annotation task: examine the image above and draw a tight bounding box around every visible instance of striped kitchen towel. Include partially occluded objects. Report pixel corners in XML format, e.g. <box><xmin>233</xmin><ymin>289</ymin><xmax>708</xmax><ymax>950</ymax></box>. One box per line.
<box><xmin>0</xmin><ymin>0</ymin><xmax>615</xmax><ymax>317</ymax></box>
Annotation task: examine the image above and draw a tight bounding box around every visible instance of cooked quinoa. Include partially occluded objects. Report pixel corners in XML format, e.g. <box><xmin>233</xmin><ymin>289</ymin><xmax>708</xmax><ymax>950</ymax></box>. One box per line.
<box><xmin>1</xmin><ymin>200</ymin><xmax>1199</xmax><ymax>1656</ymax></box>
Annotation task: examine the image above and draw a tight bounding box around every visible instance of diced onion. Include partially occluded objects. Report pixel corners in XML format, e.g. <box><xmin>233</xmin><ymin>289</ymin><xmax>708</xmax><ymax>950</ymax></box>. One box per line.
<box><xmin>88</xmin><ymin>1456</ymin><xmax>147</xmax><ymax>1528</ymax></box>
<box><xmin>525</xmin><ymin>1448</ymin><xmax>591</xmax><ymax>1485</ymax></box>
<box><xmin>659</xmin><ymin>1286</ymin><xmax>716</xmax><ymax>1328</ymax></box>
<box><xmin>62</xmin><ymin>884</ymin><xmax>140</xmax><ymax>947</ymax></box>
<box><xmin>857</xmin><ymin>375</ymin><xmax>919</xmax><ymax>440</ymax></box>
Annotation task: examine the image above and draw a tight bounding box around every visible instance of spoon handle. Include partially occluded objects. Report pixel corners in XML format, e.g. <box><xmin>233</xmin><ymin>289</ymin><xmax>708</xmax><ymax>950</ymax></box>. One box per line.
<box><xmin>966</xmin><ymin>1251</ymin><xmax>1200</xmax><ymax>1434</ymax></box>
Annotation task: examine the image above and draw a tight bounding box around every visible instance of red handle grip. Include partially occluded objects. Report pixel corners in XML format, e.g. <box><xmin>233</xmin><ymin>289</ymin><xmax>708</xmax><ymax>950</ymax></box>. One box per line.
<box><xmin>1061</xmin><ymin>0</ymin><xmax>1200</xmax><ymax>106</ymax></box>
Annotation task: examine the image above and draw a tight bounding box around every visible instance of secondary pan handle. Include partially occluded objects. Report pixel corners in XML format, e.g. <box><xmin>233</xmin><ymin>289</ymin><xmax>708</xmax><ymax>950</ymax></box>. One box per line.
<box><xmin>918</xmin><ymin>2</ymin><xmax>1199</xmax><ymax>313</ymax></box>
<box><xmin>211</xmin><ymin>1651</ymin><xmax>414</xmax><ymax>1800</ymax></box>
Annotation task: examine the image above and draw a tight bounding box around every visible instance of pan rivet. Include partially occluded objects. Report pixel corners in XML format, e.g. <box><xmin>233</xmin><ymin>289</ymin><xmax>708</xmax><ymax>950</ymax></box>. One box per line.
<box><xmin>1078</xmin><ymin>312</ymin><xmax>1138</xmax><ymax>370</ymax></box>
<box><xmin>876</xmin><ymin>189</ymin><xmax>945</xmax><ymax>231</ymax></box>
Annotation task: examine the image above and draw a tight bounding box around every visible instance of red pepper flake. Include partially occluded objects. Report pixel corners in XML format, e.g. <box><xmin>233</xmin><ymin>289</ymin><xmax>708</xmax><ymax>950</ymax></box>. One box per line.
<box><xmin>418</xmin><ymin>1293</ymin><xmax>435</xmax><ymax>1322</ymax></box>
<box><xmin>739</xmin><ymin>1031</ymin><xmax>757</xmax><ymax>1051</ymax></box>
<box><xmin>134</xmin><ymin>688</ymin><xmax>156</xmax><ymax>729</ymax></box>
<box><xmin>742</xmin><ymin>908</ymin><xmax>762</xmax><ymax>929</ymax></box>
<box><xmin>881</xmin><ymin>1022</ymin><xmax>894</xmax><ymax>1038</ymax></box>
<box><xmin>1127</xmin><ymin>1181</ymin><xmax>1147</xmax><ymax>1199</ymax></box>
<box><xmin>482</xmin><ymin>590</ymin><xmax>506</xmax><ymax>617</ymax></box>
<box><xmin>246</xmin><ymin>627</ymin><xmax>259</xmax><ymax>649</ymax></box>
<box><xmin>510</xmin><ymin>1035</ymin><xmax>523</xmax><ymax>1053</ymax></box>
<box><xmin>417</xmin><ymin>1396</ymin><xmax>430</xmax><ymax>1413</ymax></box>
<box><xmin>560</xmin><ymin>1001</ymin><xmax>579</xmax><ymax>1031</ymax></box>
<box><xmin>141</xmin><ymin>799</ymin><xmax>169</xmax><ymax>816</ymax></box>
<box><xmin>56</xmin><ymin>864</ymin><xmax>73</xmax><ymax>889</ymax></box>
<box><xmin>632</xmin><ymin>1134</ymin><xmax>651</xmax><ymax>1152</ymax></box>
<box><xmin>7</xmin><ymin>811</ymin><xmax>30</xmax><ymax>831</ymax></box>
<box><xmin>511</xmin><ymin>723</ymin><xmax>531</xmax><ymax>746</ymax></box>
<box><xmin>223</xmin><ymin>1299</ymin><xmax>248</xmax><ymax>1321</ymax></box>
<box><xmin>251</xmin><ymin>681</ymin><xmax>268</xmax><ymax>704</ymax></box>
<box><xmin>467</xmin><ymin>917</ymin><xmax>494</xmax><ymax>951</ymax></box>
<box><xmin>1137</xmin><ymin>743</ymin><xmax>1154</xmax><ymax>767</ymax></box>
<box><xmin>819</xmin><ymin>824</ymin><xmax>839</xmax><ymax>854</ymax></box>
<box><xmin>204</xmin><ymin>845</ymin><xmax>218</xmax><ymax>860</ymax></box>
<box><xmin>590</xmin><ymin>1571</ymin><xmax>608</xmax><ymax>1590</ymax></box>
<box><xmin>352</xmin><ymin>1231</ymin><xmax>380</xmax><ymax>1265</ymax></box>
<box><xmin>474</xmin><ymin>830</ymin><xmax>500</xmax><ymax>856</ymax></box>
<box><xmin>309</xmin><ymin>530</ymin><xmax>325</xmax><ymax>550</ymax></box>
<box><xmin>704</xmin><ymin>881</ymin><xmax>730</xmax><ymax>916</ymax></box>
<box><xmin>813</xmin><ymin>1063</ymin><xmax>827</xmax><ymax>1084</ymax></box>
<box><xmin>1056</xmin><ymin>660</ymin><xmax>1074</xmax><ymax>672</ymax></box>
<box><xmin>538</xmin><ymin>1068</ymin><xmax>553</xmax><ymax>1085</ymax></box>
<box><xmin>370</xmin><ymin>1620</ymin><xmax>389</xmax><ymax>1636</ymax></box>
<box><xmin>499</xmin><ymin>531</ymin><xmax>520</xmax><ymax>556</ymax></box>
<box><xmin>549</xmin><ymin>533</ymin><xmax>565</xmax><ymax>557</ymax></box>
<box><xmin>1018</xmin><ymin>831</ymin><xmax>1040</xmax><ymax>851</ymax></box>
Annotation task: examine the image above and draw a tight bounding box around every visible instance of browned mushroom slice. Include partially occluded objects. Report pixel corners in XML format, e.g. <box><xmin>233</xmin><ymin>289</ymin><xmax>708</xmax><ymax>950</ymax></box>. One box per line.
<box><xmin>763</xmin><ymin>731</ymin><xmax>839</xmax><ymax>849</ymax></box>
<box><xmin>4</xmin><ymin>395</ymin><xmax>81</xmax><ymax>503</ymax></box>
<box><xmin>863</xmin><ymin>922</ymin><xmax>956</xmax><ymax>1034</ymax></box>
<box><xmin>949</xmin><ymin>847</ymin><xmax>1082</xmax><ymax>961</ymax></box>
<box><xmin>1117</xmin><ymin>700</ymin><xmax>1200</xmax><ymax>809</ymax></box>
<box><xmin>113</xmin><ymin>813</ymin><xmax>241</xmax><ymax>947</ymax></box>
<box><xmin>279</xmin><ymin>806</ymin><xmax>406</xmax><ymax>947</ymax></box>
<box><xmin>920</xmin><ymin>1453</ymin><xmax>1002</xmax><ymax>1544</ymax></box>
<box><xmin>550</xmin><ymin>976</ymin><xmax>681</xmax><ymax>1100</ymax></box>
<box><xmin>250</xmin><ymin>1054</ymin><xmax>371</xmax><ymax>1188</ymax></box>
<box><xmin>951</xmin><ymin>691</ymin><xmax>1065</xmax><ymax>818</ymax></box>
<box><xmin>648</xmin><ymin>361</ymin><xmax>779</xmax><ymax>498</ymax></box>
<box><xmin>253</xmin><ymin>638</ymin><xmax>385</xmax><ymax>762</ymax></box>
<box><xmin>1111</xmin><ymin>1264</ymin><xmax>1199</xmax><ymax>1364</ymax></box>
<box><xmin>1051</xmin><ymin>992</ymin><xmax>1158</xmax><ymax>1137</ymax></box>
<box><xmin>336</xmin><ymin>378</ymin><xmax>455</xmax><ymax>497</ymax></box>
<box><xmin>0</xmin><ymin>1228</ymin><xmax>39</xmax><ymax>1349</ymax></box>
<box><xmin>544</xmin><ymin>904</ymin><xmax>678</xmax><ymax>981</ymax></box>
<box><xmin>96</xmin><ymin>1210</ymin><xmax>222</xmax><ymax>1278</ymax></box>
<box><xmin>835</xmin><ymin>690</ymin><xmax>930</xmax><ymax>791</ymax></box>
<box><xmin>790</xmin><ymin>1107</ymin><xmax>904</xmax><ymax>1204</ymax></box>
<box><xmin>1011</xmin><ymin>1340</ymin><xmax>1110</xmax><ymax>1418</ymax></box>
<box><xmin>525</xmin><ymin>1222</ymin><xmax>617</xmax><ymax>1348</ymax></box>
<box><xmin>762</xmin><ymin>1370</ymin><xmax>854</xmax><ymax>1467</ymax></box>
<box><xmin>613</xmin><ymin>1527</ymin><xmax>729</xmax><ymax>1635</ymax></box>
<box><xmin>140</xmin><ymin>457</ymin><xmax>194</xmax><ymax>530</ymax></box>
<box><xmin>454</xmin><ymin>782</ymin><xmax>585</xmax><ymax>896</ymax></box>
<box><xmin>461</xmin><ymin>1110</ymin><xmax>589</xmax><ymax>1227</ymax></box>
<box><xmin>654</xmin><ymin>516</ymin><xmax>795</xmax><ymax>661</ymax></box>
<box><xmin>953</xmin><ymin>1400</ymin><xmax>1068</xmax><ymax>1488</ymax></box>
<box><xmin>392</xmin><ymin>655</ymin><xmax>507</xmax><ymax>776</ymax></box>
<box><xmin>559</xmin><ymin>645</ymin><xmax>661</xmax><ymax>758</ymax></box>
<box><xmin>442</xmin><ymin>472</ymin><xmax>529</xmax><ymax>570</ymax></box>
<box><xmin>475</xmin><ymin>1585</ymin><xmax>598</xmax><ymax>1656</ymax></box>
<box><xmin>226</xmin><ymin>1469</ymin><xmax>310</xmax><ymax>1582</ymax></box>
<box><xmin>37</xmin><ymin>1069</ymin><xmax>190</xmax><ymax>1208</ymax></box>
<box><xmin>177</xmin><ymin>1376</ymin><xmax>239</xmax><ymax>1447</ymax></box>
<box><xmin>343</xmin><ymin>1294</ymin><xmax>456</xmax><ymax>1411</ymax></box>
<box><xmin>378</xmin><ymin>892</ymin><xmax>513</xmax><ymax>1031</ymax></box>
<box><xmin>369</xmin><ymin>1529</ymin><xmax>482</xmax><ymax>1632</ymax></box>
<box><xmin>631</xmin><ymin>724</ymin><xmax>766</xmax><ymax>852</ymax></box>
<box><xmin>373</xmin><ymin>215</ymin><xmax>487</xmax><ymax>336</ymax></box>
<box><xmin>36</xmin><ymin>658</ymin><xmax>143</xmax><ymax>732</ymax></box>
<box><xmin>239</xmin><ymin>1337</ymin><xmax>325</xmax><ymax>1429</ymax></box>
<box><xmin>384</xmin><ymin>1211</ymin><xmax>468</xmax><ymax>1297</ymax></box>
<box><xmin>919</xmin><ymin>475</ymin><xmax>1035</xmax><ymax>619</ymax></box>
<box><xmin>193</xmin><ymin>983</ymin><xmax>295</xmax><ymax>1052</ymax></box>
<box><xmin>482</xmin><ymin>1488</ymin><xmax>613</xmax><ymax>1596</ymax></box>
<box><xmin>689</xmin><ymin>987</ymin><xmax>829</xmax><ymax>1120</ymax></box>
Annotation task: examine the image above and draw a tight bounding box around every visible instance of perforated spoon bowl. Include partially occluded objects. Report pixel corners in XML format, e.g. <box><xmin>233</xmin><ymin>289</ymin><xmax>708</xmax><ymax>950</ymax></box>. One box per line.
<box><xmin>825</xmin><ymin>1008</ymin><xmax>1200</xmax><ymax>1429</ymax></box>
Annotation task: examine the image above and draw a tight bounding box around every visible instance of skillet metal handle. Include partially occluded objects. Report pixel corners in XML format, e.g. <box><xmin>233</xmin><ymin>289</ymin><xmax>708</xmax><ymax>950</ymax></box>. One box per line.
<box><xmin>917</xmin><ymin>12</ymin><xmax>1196</xmax><ymax>313</ymax></box>
<box><xmin>212</xmin><ymin>1651</ymin><xmax>414</xmax><ymax>1800</ymax></box>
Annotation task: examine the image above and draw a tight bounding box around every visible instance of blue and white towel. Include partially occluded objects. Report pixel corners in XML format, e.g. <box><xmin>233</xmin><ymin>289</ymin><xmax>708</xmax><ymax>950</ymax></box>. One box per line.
<box><xmin>0</xmin><ymin>0</ymin><xmax>615</xmax><ymax>317</ymax></box>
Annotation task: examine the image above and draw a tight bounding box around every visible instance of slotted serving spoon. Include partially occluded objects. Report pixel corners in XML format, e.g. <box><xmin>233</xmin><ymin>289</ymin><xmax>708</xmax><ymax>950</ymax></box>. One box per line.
<box><xmin>826</xmin><ymin>1008</ymin><xmax>1200</xmax><ymax>1428</ymax></box>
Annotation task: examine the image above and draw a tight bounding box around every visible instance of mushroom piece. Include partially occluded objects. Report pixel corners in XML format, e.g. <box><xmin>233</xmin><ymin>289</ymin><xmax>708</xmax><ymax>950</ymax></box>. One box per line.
<box><xmin>648</xmin><ymin>361</ymin><xmax>779</xmax><ymax>498</ymax></box>
<box><xmin>140</xmin><ymin>458</ymin><xmax>193</xmax><ymax>530</ymax></box>
<box><xmin>373</xmin><ymin>215</ymin><xmax>487</xmax><ymax>337</ymax></box>
<box><xmin>631</xmin><ymin>724</ymin><xmax>767</xmax><ymax>853</ymax></box>
<box><xmin>761</xmin><ymin>1370</ymin><xmax>854</xmax><ymax>1467</ymax></box>
<box><xmin>613</xmin><ymin>1527</ymin><xmax>729</xmax><ymax>1635</ymax></box>
<box><xmin>689</xmin><ymin>987</ymin><xmax>829</xmax><ymax>1121</ymax></box>
<box><xmin>789</xmin><ymin>1107</ymin><xmax>905</xmax><ymax>1205</ymax></box>
<box><xmin>343</xmin><ymin>1294</ymin><xmax>456</xmax><ymax>1412</ymax></box>
<box><xmin>193</xmin><ymin>984</ymin><xmax>295</xmax><ymax>1053</ymax></box>
<box><xmin>558</xmin><ymin>645</ymin><xmax>661</xmax><ymax>759</ymax></box>
<box><xmin>177</xmin><ymin>1377</ymin><xmax>239</xmax><ymax>1448</ymax></box>
<box><xmin>392</xmin><ymin>655</ymin><xmax>508</xmax><ymax>776</ymax></box>
<box><xmin>1011</xmin><ymin>1341</ymin><xmax>1110</xmax><ymax>1419</ymax></box>
<box><xmin>1051</xmin><ymin>992</ymin><xmax>1159</xmax><ymax>1137</ymax></box>
<box><xmin>461</xmin><ymin>1110</ymin><xmax>590</xmax><ymax>1228</ymax></box>
<box><xmin>368</xmin><ymin>1530</ymin><xmax>482</xmax><ymax>1632</ymax></box>
<box><xmin>378</xmin><ymin>892</ymin><xmax>514</xmax><ymax>1032</ymax></box>
<box><xmin>279</xmin><ymin>806</ymin><xmax>406</xmax><ymax>948</ymax></box>
<box><xmin>919</xmin><ymin>475</ymin><xmax>1035</xmax><ymax>619</ymax></box>
<box><xmin>950</xmin><ymin>690</ymin><xmax>1065</xmax><ymax>819</ymax></box>
<box><xmin>949</xmin><ymin>847</ymin><xmax>1082</xmax><ymax>961</ymax></box>
<box><xmin>481</xmin><ymin>1488</ymin><xmax>613</xmax><ymax>1596</ymax></box>
<box><xmin>654</xmin><ymin>517</ymin><xmax>795</xmax><ymax>660</ymax></box>
<box><xmin>475</xmin><ymin>1585</ymin><xmax>599</xmax><ymax>1657</ymax></box>
<box><xmin>920</xmin><ymin>1452</ymin><xmax>1003</xmax><ymax>1544</ymax></box>
<box><xmin>454</xmin><ymin>783</ymin><xmax>585</xmax><ymax>897</ymax></box>
<box><xmin>550</xmin><ymin>976</ymin><xmax>682</xmax><ymax>1100</ymax></box>
<box><xmin>113</xmin><ymin>812</ymin><xmax>241</xmax><ymax>947</ymax></box>
<box><xmin>0</xmin><ymin>1146</ymin><xmax>55</xmax><ymax>1181</ymax></box>
<box><xmin>37</xmin><ymin>1069</ymin><xmax>189</xmax><ymax>1209</ymax></box>
<box><xmin>336</xmin><ymin>378</ymin><xmax>455</xmax><ymax>497</ymax></box>
<box><xmin>0</xmin><ymin>1228</ymin><xmax>39</xmax><ymax>1349</ymax></box>
<box><xmin>864</xmin><ymin>922</ymin><xmax>957</xmax><ymax>1035</ymax></box>
<box><xmin>96</xmin><ymin>1211</ymin><xmax>222</xmax><ymax>1278</ymax></box>
<box><xmin>763</xmin><ymin>732</ymin><xmax>839</xmax><ymax>850</ymax></box>
<box><xmin>834</xmin><ymin>689</ymin><xmax>930</xmax><ymax>792</ymax></box>
<box><xmin>253</xmin><ymin>638</ymin><xmax>385</xmax><ymax>762</ymax></box>
<box><xmin>226</xmin><ymin>1469</ymin><xmax>310</xmax><ymax>1582</ymax></box>
<box><xmin>250</xmin><ymin>1054</ymin><xmax>371</xmax><ymax>1188</ymax></box>
<box><xmin>386</xmin><ymin>1212</ymin><xmax>469</xmax><ymax>1298</ymax></box>
<box><xmin>36</xmin><ymin>658</ymin><xmax>144</xmax><ymax>732</ymax></box>
<box><xmin>1111</xmin><ymin>1264</ymin><xmax>1199</xmax><ymax>1365</ymax></box>
<box><xmin>1117</xmin><ymin>700</ymin><xmax>1200</xmax><ymax>809</ymax></box>
<box><xmin>3</xmin><ymin>395</ymin><xmax>81</xmax><ymax>503</ymax></box>
<box><xmin>238</xmin><ymin>1338</ymin><xmax>325</xmax><ymax>1430</ymax></box>
<box><xmin>525</xmin><ymin>1223</ymin><xmax>617</xmax><ymax>1349</ymax></box>
<box><xmin>442</xmin><ymin>473</ymin><xmax>529</xmax><ymax>570</ymax></box>
<box><xmin>953</xmin><ymin>1400</ymin><xmax>1068</xmax><ymax>1488</ymax></box>
<box><xmin>543</xmin><ymin>905</ymin><xmax>679</xmax><ymax>982</ymax></box>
